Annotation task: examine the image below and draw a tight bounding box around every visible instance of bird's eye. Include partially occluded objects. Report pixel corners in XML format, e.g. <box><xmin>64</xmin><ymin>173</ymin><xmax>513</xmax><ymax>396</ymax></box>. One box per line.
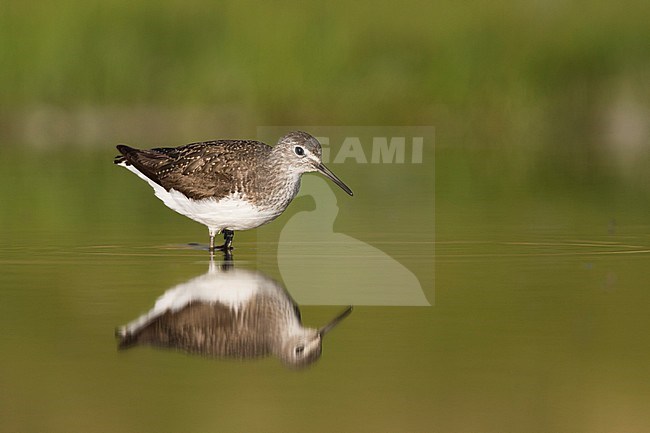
<box><xmin>295</xmin><ymin>345</ymin><xmax>305</xmax><ymax>355</ymax></box>
<box><xmin>294</xmin><ymin>146</ymin><xmax>305</xmax><ymax>156</ymax></box>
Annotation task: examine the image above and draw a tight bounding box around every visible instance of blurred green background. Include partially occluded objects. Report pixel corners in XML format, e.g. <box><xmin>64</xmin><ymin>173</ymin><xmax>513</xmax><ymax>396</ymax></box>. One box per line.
<box><xmin>1</xmin><ymin>1</ymin><xmax>650</xmax><ymax>433</ymax></box>
<box><xmin>1</xmin><ymin>1</ymin><xmax>648</xmax><ymax>130</ymax></box>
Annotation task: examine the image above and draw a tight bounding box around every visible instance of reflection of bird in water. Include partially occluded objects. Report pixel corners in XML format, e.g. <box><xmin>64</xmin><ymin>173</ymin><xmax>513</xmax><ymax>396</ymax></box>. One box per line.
<box><xmin>114</xmin><ymin>131</ymin><xmax>353</xmax><ymax>252</ymax></box>
<box><xmin>116</xmin><ymin>259</ymin><xmax>352</xmax><ymax>369</ymax></box>
<box><xmin>279</xmin><ymin>176</ymin><xmax>430</xmax><ymax>306</ymax></box>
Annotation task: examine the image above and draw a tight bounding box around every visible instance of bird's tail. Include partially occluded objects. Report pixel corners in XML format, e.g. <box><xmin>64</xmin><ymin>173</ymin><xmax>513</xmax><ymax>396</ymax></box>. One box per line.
<box><xmin>114</xmin><ymin>144</ymin><xmax>135</xmax><ymax>166</ymax></box>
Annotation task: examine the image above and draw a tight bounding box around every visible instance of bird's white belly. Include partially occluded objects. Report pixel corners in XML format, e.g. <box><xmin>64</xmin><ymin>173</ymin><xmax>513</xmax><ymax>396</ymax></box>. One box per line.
<box><xmin>121</xmin><ymin>163</ymin><xmax>282</xmax><ymax>232</ymax></box>
<box><xmin>164</xmin><ymin>190</ymin><xmax>281</xmax><ymax>231</ymax></box>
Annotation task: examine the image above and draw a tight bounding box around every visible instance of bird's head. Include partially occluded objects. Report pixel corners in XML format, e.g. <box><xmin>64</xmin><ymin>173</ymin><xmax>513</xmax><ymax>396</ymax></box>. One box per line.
<box><xmin>275</xmin><ymin>131</ymin><xmax>353</xmax><ymax>196</ymax></box>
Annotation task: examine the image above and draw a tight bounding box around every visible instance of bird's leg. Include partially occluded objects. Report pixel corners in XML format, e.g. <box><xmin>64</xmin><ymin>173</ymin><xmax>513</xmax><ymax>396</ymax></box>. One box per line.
<box><xmin>208</xmin><ymin>228</ymin><xmax>217</xmax><ymax>252</ymax></box>
<box><xmin>214</xmin><ymin>229</ymin><xmax>235</xmax><ymax>251</ymax></box>
<box><xmin>223</xmin><ymin>229</ymin><xmax>235</xmax><ymax>250</ymax></box>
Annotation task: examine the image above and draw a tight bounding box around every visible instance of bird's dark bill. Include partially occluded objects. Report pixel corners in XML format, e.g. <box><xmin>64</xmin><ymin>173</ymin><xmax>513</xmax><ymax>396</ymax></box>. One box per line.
<box><xmin>316</xmin><ymin>163</ymin><xmax>354</xmax><ymax>196</ymax></box>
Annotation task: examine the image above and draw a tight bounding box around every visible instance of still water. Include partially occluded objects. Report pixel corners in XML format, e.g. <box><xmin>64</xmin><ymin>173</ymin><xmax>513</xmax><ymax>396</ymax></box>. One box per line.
<box><xmin>1</xmin><ymin>148</ymin><xmax>649</xmax><ymax>432</ymax></box>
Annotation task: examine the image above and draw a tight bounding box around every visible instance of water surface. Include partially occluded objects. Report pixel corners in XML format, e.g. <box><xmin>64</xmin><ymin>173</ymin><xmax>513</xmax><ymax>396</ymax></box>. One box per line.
<box><xmin>1</xmin><ymin>149</ymin><xmax>649</xmax><ymax>433</ymax></box>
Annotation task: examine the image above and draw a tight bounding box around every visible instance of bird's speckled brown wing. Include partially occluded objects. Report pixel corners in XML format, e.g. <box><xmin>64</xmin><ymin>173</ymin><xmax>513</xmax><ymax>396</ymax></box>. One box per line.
<box><xmin>115</xmin><ymin>140</ymin><xmax>272</xmax><ymax>200</ymax></box>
